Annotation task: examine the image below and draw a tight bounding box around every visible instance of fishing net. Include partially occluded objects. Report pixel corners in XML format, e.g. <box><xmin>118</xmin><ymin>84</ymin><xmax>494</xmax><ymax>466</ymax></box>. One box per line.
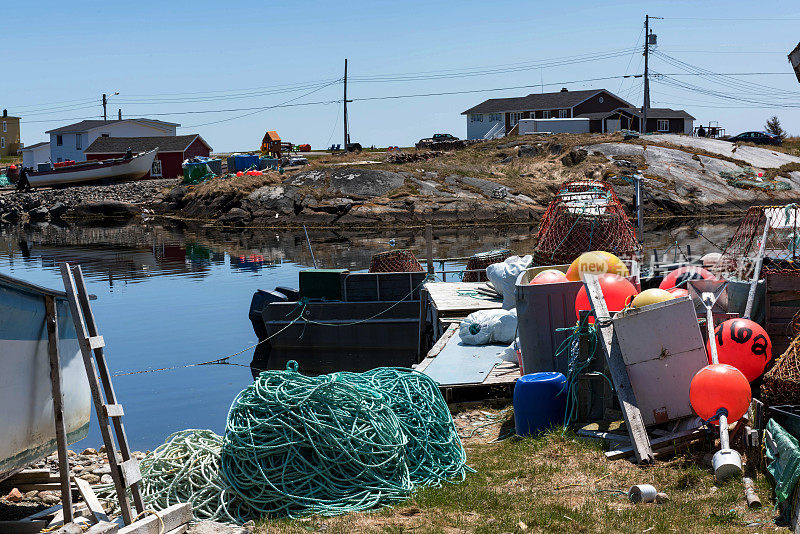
<box><xmin>182</xmin><ymin>162</ymin><xmax>215</xmax><ymax>185</ymax></box>
<box><xmin>532</xmin><ymin>180</ymin><xmax>641</xmax><ymax>266</ymax></box>
<box><xmin>763</xmin><ymin>332</ymin><xmax>800</xmax><ymax>406</ymax></box>
<box><xmin>720</xmin><ymin>166</ymin><xmax>792</xmax><ymax>191</ymax></box>
<box><xmin>461</xmin><ymin>249</ymin><xmax>510</xmax><ymax>282</ymax></box>
<box><xmin>0</xmin><ymin>174</ymin><xmax>10</xmax><ymax>187</ymax></box>
<box><xmin>714</xmin><ymin>205</ymin><xmax>800</xmax><ymax>279</ymax></box>
<box><xmin>369</xmin><ymin>249</ymin><xmax>424</xmax><ymax>273</ymax></box>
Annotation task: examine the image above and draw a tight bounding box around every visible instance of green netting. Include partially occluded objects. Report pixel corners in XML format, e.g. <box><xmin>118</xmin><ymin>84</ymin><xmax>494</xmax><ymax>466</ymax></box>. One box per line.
<box><xmin>0</xmin><ymin>174</ymin><xmax>10</xmax><ymax>187</ymax></box>
<box><xmin>721</xmin><ymin>166</ymin><xmax>792</xmax><ymax>191</ymax></box>
<box><xmin>182</xmin><ymin>163</ymin><xmax>215</xmax><ymax>185</ymax></box>
<box><xmin>766</xmin><ymin>418</ymin><xmax>800</xmax><ymax>503</ymax></box>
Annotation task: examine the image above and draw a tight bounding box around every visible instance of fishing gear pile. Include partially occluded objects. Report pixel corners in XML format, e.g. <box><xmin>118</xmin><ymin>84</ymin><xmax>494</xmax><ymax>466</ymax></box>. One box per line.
<box><xmin>219</xmin><ymin>362</ymin><xmax>468</xmax><ymax>519</ymax></box>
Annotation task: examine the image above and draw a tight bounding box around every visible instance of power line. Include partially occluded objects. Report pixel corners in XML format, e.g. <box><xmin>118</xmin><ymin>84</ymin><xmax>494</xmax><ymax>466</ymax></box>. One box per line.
<box><xmin>660</xmin><ymin>16</ymin><xmax>800</xmax><ymax>21</ymax></box>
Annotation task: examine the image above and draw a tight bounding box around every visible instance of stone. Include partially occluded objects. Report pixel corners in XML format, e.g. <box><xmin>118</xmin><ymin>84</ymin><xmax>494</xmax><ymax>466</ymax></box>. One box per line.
<box><xmin>5</xmin><ymin>487</ymin><xmax>23</xmax><ymax>501</ymax></box>
<box><xmin>82</xmin><ymin>447</ymin><xmax>97</xmax><ymax>456</ymax></box>
<box><xmin>219</xmin><ymin>207</ymin><xmax>249</xmax><ymax>224</ymax></box>
<box><xmin>517</xmin><ymin>144</ymin><xmax>541</xmax><ymax>158</ymax></box>
<box><xmin>24</xmin><ymin>490</ymin><xmax>38</xmax><ymax>499</ymax></box>
<box><xmin>329</xmin><ymin>168</ymin><xmax>405</xmax><ymax>198</ymax></box>
<box><xmin>549</xmin><ymin>143</ymin><xmax>563</xmax><ymax>155</ymax></box>
<box><xmin>100</xmin><ymin>474</ymin><xmax>113</xmax><ymax>484</ymax></box>
<box><xmin>70</xmin><ymin>200</ymin><xmax>139</xmax><ymax>219</ymax></box>
<box><xmin>80</xmin><ymin>473</ymin><xmax>100</xmax><ymax>484</ymax></box>
<box><xmin>499</xmin><ymin>156</ymin><xmax>513</xmax><ymax>164</ymax></box>
<box><xmin>655</xmin><ymin>492</ymin><xmax>669</xmax><ymax>504</ymax></box>
<box><xmin>39</xmin><ymin>490</ymin><xmax>61</xmax><ymax>504</ymax></box>
<box><xmin>561</xmin><ymin>149</ymin><xmax>588</xmax><ymax>166</ymax></box>
<box><xmin>92</xmin><ymin>465</ymin><xmax>112</xmax><ymax>475</ymax></box>
<box><xmin>246</xmin><ymin>185</ymin><xmax>294</xmax><ymax>213</ymax></box>
<box><xmin>53</xmin><ymin>524</ymin><xmax>83</xmax><ymax>534</ymax></box>
<box><xmin>49</xmin><ymin>201</ymin><xmax>68</xmax><ymax>218</ymax></box>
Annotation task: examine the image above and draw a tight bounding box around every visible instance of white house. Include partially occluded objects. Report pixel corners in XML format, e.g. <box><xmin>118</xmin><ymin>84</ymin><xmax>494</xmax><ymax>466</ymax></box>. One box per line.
<box><xmin>20</xmin><ymin>142</ymin><xmax>51</xmax><ymax>169</ymax></box>
<box><xmin>45</xmin><ymin>118</ymin><xmax>179</xmax><ymax>163</ymax></box>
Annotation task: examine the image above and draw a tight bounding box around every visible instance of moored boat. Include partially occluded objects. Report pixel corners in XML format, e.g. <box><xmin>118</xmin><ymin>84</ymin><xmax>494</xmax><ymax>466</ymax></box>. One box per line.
<box><xmin>0</xmin><ymin>272</ymin><xmax>91</xmax><ymax>481</ymax></box>
<box><xmin>27</xmin><ymin>148</ymin><xmax>158</xmax><ymax>188</ymax></box>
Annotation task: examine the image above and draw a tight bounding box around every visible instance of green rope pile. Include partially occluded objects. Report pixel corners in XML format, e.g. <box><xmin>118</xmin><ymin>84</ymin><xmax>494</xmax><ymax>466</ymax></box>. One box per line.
<box><xmin>220</xmin><ymin>362</ymin><xmax>468</xmax><ymax>519</ymax></box>
<box><xmin>720</xmin><ymin>166</ymin><xmax>792</xmax><ymax>191</ymax></box>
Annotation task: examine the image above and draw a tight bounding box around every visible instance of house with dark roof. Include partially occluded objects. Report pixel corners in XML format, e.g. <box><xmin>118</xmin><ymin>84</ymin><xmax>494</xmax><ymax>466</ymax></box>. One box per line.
<box><xmin>45</xmin><ymin>118</ymin><xmax>180</xmax><ymax>163</ymax></box>
<box><xmin>83</xmin><ymin>134</ymin><xmax>212</xmax><ymax>179</ymax></box>
<box><xmin>20</xmin><ymin>141</ymin><xmax>51</xmax><ymax>169</ymax></box>
<box><xmin>461</xmin><ymin>88</ymin><xmax>694</xmax><ymax>139</ymax></box>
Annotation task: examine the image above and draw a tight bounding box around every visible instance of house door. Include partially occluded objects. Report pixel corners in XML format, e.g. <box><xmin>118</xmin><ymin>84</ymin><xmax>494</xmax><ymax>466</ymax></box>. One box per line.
<box><xmin>606</xmin><ymin>119</ymin><xmax>621</xmax><ymax>133</ymax></box>
<box><xmin>151</xmin><ymin>159</ymin><xmax>162</xmax><ymax>178</ymax></box>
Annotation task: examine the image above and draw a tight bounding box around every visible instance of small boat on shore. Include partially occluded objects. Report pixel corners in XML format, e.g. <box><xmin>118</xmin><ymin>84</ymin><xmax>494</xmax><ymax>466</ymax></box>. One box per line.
<box><xmin>0</xmin><ymin>272</ymin><xmax>91</xmax><ymax>481</ymax></box>
<box><xmin>26</xmin><ymin>148</ymin><xmax>158</xmax><ymax>188</ymax></box>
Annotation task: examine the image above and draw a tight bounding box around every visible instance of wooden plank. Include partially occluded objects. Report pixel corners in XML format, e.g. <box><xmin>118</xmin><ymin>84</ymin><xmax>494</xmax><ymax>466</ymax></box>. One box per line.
<box><xmin>119</xmin><ymin>459</ymin><xmax>142</xmax><ymax>487</ymax></box>
<box><xmin>88</xmin><ymin>335</ymin><xmax>106</xmax><ymax>349</ymax></box>
<box><xmin>44</xmin><ymin>295</ymin><xmax>74</xmax><ymax>524</ymax></box>
<box><xmin>117</xmin><ymin>503</ymin><xmax>192</xmax><ymax>534</ymax></box>
<box><xmin>583</xmin><ymin>275</ymin><xmax>653</xmax><ymax>464</ymax></box>
<box><xmin>164</xmin><ymin>527</ymin><xmax>188</xmax><ymax>534</ymax></box>
<box><xmin>577</xmin><ymin>429</ymin><xmax>631</xmax><ymax>444</ymax></box>
<box><xmin>605</xmin><ymin>428</ymin><xmax>703</xmax><ymax>460</ymax></box>
<box><xmin>767</xmin><ymin>290</ymin><xmax>800</xmax><ymax>304</ymax></box>
<box><xmin>767</xmin><ymin>306</ymin><xmax>800</xmax><ymax>320</ymax></box>
<box><xmin>427</xmin><ymin>323</ymin><xmax>458</xmax><ymax>358</ymax></box>
<box><xmin>104</xmin><ymin>404</ymin><xmax>125</xmax><ymax>417</ymax></box>
<box><xmin>766</xmin><ymin>273</ymin><xmax>800</xmax><ymax>292</ymax></box>
<box><xmin>4</xmin><ymin>469</ymin><xmax>53</xmax><ymax>482</ymax></box>
<box><xmin>0</xmin><ymin>520</ymin><xmax>48</xmax><ymax>533</ymax></box>
<box><xmin>12</xmin><ymin>482</ymin><xmax>77</xmax><ymax>492</ymax></box>
<box><xmin>75</xmin><ymin>476</ymin><xmax>110</xmax><ymax>523</ymax></box>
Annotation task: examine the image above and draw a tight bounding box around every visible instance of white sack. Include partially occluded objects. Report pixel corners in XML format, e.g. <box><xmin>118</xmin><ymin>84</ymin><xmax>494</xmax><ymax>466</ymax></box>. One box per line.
<box><xmin>486</xmin><ymin>255</ymin><xmax>532</xmax><ymax>309</ymax></box>
<box><xmin>459</xmin><ymin>308</ymin><xmax>518</xmax><ymax>345</ymax></box>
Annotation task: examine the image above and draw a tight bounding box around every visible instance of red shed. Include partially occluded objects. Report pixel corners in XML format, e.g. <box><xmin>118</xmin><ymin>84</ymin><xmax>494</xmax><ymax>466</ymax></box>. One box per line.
<box><xmin>83</xmin><ymin>134</ymin><xmax>212</xmax><ymax>179</ymax></box>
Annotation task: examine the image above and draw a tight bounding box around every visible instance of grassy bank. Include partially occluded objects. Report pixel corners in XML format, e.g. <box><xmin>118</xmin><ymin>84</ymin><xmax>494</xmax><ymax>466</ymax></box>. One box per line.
<box><xmin>255</xmin><ymin>405</ymin><xmax>776</xmax><ymax>534</ymax></box>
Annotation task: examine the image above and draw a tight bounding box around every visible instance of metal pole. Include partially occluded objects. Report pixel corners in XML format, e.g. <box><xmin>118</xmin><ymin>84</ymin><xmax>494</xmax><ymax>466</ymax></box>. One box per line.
<box><xmin>744</xmin><ymin>216</ymin><xmax>770</xmax><ymax>320</ymax></box>
<box><xmin>102</xmin><ymin>93</ymin><xmax>107</xmax><ymax>121</ymax></box>
<box><xmin>642</xmin><ymin>15</ymin><xmax>649</xmax><ymax>134</ymax></box>
<box><xmin>425</xmin><ymin>224</ymin><xmax>434</xmax><ymax>277</ymax></box>
<box><xmin>702</xmin><ymin>293</ymin><xmax>731</xmax><ymax>447</ymax></box>
<box><xmin>303</xmin><ymin>225</ymin><xmax>318</xmax><ymax>269</ymax></box>
<box><xmin>635</xmin><ymin>173</ymin><xmax>643</xmax><ymax>245</ymax></box>
<box><xmin>343</xmin><ymin>59</ymin><xmax>348</xmax><ymax>151</ymax></box>
<box><xmin>118</xmin><ymin>109</ymin><xmax>122</xmax><ymax>121</ymax></box>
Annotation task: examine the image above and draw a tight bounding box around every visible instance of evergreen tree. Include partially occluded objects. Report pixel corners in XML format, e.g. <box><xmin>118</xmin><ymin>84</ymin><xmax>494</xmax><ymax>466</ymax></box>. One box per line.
<box><xmin>765</xmin><ymin>116</ymin><xmax>787</xmax><ymax>139</ymax></box>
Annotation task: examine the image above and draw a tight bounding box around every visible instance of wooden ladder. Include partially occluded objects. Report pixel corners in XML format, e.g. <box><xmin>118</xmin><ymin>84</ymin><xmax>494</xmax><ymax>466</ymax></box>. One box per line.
<box><xmin>60</xmin><ymin>263</ymin><xmax>145</xmax><ymax>525</ymax></box>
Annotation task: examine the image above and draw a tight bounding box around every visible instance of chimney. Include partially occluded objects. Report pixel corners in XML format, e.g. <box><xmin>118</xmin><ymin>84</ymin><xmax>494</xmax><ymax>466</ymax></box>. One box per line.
<box><xmin>2</xmin><ymin>109</ymin><xmax>6</xmax><ymax>117</ymax></box>
<box><xmin>118</xmin><ymin>109</ymin><xmax>122</xmax><ymax>120</ymax></box>
<box><xmin>560</xmin><ymin>88</ymin><xmax>568</xmax><ymax>92</ymax></box>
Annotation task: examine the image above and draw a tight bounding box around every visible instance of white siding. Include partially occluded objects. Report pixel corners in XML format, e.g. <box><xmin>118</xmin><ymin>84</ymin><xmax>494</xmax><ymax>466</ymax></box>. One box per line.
<box><xmin>466</xmin><ymin>113</ymin><xmax>502</xmax><ymax>140</ymax></box>
<box><xmin>684</xmin><ymin>119</ymin><xmax>693</xmax><ymax>135</ymax></box>
<box><xmin>518</xmin><ymin>118</ymin><xmax>590</xmax><ymax>135</ymax></box>
<box><xmin>48</xmin><ymin>120</ymin><xmax>177</xmax><ymax>163</ymax></box>
<box><xmin>50</xmin><ymin>133</ymin><xmax>86</xmax><ymax>162</ymax></box>
<box><xmin>21</xmin><ymin>145</ymin><xmax>50</xmax><ymax>169</ymax></box>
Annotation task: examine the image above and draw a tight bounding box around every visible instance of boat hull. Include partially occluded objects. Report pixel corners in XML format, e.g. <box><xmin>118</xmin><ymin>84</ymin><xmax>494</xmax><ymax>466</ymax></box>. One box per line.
<box><xmin>0</xmin><ymin>277</ymin><xmax>91</xmax><ymax>481</ymax></box>
<box><xmin>28</xmin><ymin>149</ymin><xmax>158</xmax><ymax>187</ymax></box>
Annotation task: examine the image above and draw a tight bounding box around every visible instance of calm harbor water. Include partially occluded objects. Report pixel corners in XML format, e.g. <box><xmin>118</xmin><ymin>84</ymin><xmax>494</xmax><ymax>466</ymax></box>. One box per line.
<box><xmin>0</xmin><ymin>219</ymin><xmax>737</xmax><ymax>450</ymax></box>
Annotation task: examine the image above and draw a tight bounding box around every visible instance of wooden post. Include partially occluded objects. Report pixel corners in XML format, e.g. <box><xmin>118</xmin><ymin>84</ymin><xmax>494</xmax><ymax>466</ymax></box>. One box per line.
<box><xmin>44</xmin><ymin>295</ymin><xmax>74</xmax><ymax>524</ymax></box>
<box><xmin>583</xmin><ymin>274</ymin><xmax>653</xmax><ymax>463</ymax></box>
<box><xmin>425</xmin><ymin>225</ymin><xmax>434</xmax><ymax>277</ymax></box>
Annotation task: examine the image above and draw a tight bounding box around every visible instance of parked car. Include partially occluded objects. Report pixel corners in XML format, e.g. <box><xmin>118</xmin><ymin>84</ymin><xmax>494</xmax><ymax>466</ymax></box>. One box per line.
<box><xmin>416</xmin><ymin>133</ymin><xmax>461</xmax><ymax>149</ymax></box>
<box><xmin>728</xmin><ymin>131</ymin><xmax>782</xmax><ymax>146</ymax></box>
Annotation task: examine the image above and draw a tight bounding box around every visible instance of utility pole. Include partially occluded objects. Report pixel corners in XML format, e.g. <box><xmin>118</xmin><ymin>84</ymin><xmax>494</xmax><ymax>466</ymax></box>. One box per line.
<box><xmin>642</xmin><ymin>15</ymin><xmax>649</xmax><ymax>134</ymax></box>
<box><xmin>102</xmin><ymin>93</ymin><xmax>107</xmax><ymax>122</ymax></box>
<box><xmin>118</xmin><ymin>109</ymin><xmax>122</xmax><ymax>120</ymax></box>
<box><xmin>343</xmin><ymin>59</ymin><xmax>349</xmax><ymax>151</ymax></box>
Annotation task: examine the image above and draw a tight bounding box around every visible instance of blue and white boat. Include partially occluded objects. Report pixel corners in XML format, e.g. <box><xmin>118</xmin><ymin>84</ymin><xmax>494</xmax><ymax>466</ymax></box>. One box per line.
<box><xmin>0</xmin><ymin>272</ymin><xmax>91</xmax><ymax>481</ymax></box>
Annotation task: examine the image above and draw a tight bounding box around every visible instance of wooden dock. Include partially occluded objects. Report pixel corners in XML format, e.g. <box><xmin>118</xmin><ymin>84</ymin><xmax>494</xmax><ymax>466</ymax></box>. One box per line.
<box><xmin>415</xmin><ymin>324</ymin><xmax>520</xmax><ymax>400</ymax></box>
<box><xmin>421</xmin><ymin>281</ymin><xmax>504</xmax><ymax>341</ymax></box>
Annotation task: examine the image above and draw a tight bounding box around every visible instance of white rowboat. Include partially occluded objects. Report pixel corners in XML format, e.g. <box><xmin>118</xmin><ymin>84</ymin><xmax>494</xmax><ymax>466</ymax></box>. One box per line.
<box><xmin>27</xmin><ymin>148</ymin><xmax>158</xmax><ymax>188</ymax></box>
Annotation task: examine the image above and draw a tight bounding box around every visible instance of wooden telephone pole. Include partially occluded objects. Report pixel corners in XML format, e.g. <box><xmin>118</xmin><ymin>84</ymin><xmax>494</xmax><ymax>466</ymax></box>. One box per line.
<box><xmin>343</xmin><ymin>59</ymin><xmax>350</xmax><ymax>150</ymax></box>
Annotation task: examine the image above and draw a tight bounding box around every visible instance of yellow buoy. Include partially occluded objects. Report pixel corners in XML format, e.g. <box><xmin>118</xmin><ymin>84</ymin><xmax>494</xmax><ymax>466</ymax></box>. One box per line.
<box><xmin>631</xmin><ymin>288</ymin><xmax>675</xmax><ymax>308</ymax></box>
<box><xmin>565</xmin><ymin>252</ymin><xmax>609</xmax><ymax>281</ymax></box>
<box><xmin>593</xmin><ymin>250</ymin><xmax>630</xmax><ymax>278</ymax></box>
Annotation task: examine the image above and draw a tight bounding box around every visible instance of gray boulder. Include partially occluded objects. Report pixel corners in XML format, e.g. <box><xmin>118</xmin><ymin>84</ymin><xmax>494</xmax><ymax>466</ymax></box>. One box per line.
<box><xmin>561</xmin><ymin>149</ymin><xmax>588</xmax><ymax>166</ymax></box>
<box><xmin>48</xmin><ymin>201</ymin><xmax>68</xmax><ymax>218</ymax></box>
<box><xmin>70</xmin><ymin>200</ymin><xmax>139</xmax><ymax>219</ymax></box>
<box><xmin>329</xmin><ymin>168</ymin><xmax>405</xmax><ymax>197</ymax></box>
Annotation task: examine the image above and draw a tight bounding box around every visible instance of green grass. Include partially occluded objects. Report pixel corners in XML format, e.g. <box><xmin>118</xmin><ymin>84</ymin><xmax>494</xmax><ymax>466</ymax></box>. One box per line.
<box><xmin>251</xmin><ymin>406</ymin><xmax>779</xmax><ymax>534</ymax></box>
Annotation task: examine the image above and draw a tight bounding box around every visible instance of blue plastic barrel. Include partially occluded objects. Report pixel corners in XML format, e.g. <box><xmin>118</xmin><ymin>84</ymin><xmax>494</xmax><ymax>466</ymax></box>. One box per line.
<box><xmin>514</xmin><ymin>372</ymin><xmax>567</xmax><ymax>436</ymax></box>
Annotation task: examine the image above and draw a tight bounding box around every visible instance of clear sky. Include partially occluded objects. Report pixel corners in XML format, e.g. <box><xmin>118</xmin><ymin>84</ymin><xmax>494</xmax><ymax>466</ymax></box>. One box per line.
<box><xmin>6</xmin><ymin>0</ymin><xmax>800</xmax><ymax>152</ymax></box>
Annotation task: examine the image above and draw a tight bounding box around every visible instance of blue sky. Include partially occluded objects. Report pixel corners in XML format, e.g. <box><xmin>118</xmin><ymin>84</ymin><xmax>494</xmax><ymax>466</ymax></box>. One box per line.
<box><xmin>6</xmin><ymin>1</ymin><xmax>800</xmax><ymax>152</ymax></box>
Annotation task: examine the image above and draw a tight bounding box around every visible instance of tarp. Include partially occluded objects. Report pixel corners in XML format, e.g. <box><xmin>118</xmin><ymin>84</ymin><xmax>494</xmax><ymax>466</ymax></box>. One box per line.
<box><xmin>767</xmin><ymin>418</ymin><xmax>800</xmax><ymax>503</ymax></box>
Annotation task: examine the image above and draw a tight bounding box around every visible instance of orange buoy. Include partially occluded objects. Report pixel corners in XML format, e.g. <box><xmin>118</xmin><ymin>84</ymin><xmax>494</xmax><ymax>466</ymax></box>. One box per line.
<box><xmin>707</xmin><ymin>319</ymin><xmax>772</xmax><ymax>382</ymax></box>
<box><xmin>565</xmin><ymin>252</ymin><xmax>609</xmax><ymax>281</ymax></box>
<box><xmin>659</xmin><ymin>266</ymin><xmax>715</xmax><ymax>290</ymax></box>
<box><xmin>529</xmin><ymin>269</ymin><xmax>569</xmax><ymax>285</ymax></box>
<box><xmin>574</xmin><ymin>273</ymin><xmax>638</xmax><ymax>321</ymax></box>
<box><xmin>689</xmin><ymin>364</ymin><xmax>751</xmax><ymax>424</ymax></box>
<box><xmin>668</xmin><ymin>287</ymin><xmax>689</xmax><ymax>298</ymax></box>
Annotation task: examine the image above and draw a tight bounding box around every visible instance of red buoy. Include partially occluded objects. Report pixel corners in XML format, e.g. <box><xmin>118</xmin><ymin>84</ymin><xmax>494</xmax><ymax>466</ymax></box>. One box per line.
<box><xmin>707</xmin><ymin>318</ymin><xmax>772</xmax><ymax>382</ymax></box>
<box><xmin>689</xmin><ymin>363</ymin><xmax>751</xmax><ymax>424</ymax></box>
<box><xmin>668</xmin><ymin>287</ymin><xmax>689</xmax><ymax>298</ymax></box>
<box><xmin>659</xmin><ymin>266</ymin><xmax>715</xmax><ymax>290</ymax></box>
<box><xmin>574</xmin><ymin>273</ymin><xmax>638</xmax><ymax>322</ymax></box>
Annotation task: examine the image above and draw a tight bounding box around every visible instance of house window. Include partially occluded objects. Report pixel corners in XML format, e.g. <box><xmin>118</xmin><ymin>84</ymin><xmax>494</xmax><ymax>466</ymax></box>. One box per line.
<box><xmin>2</xmin><ymin>121</ymin><xmax>5</xmax><ymax>132</ymax></box>
<box><xmin>470</xmin><ymin>114</ymin><xmax>484</xmax><ymax>123</ymax></box>
<box><xmin>559</xmin><ymin>109</ymin><xmax>569</xmax><ymax>118</ymax></box>
<box><xmin>657</xmin><ymin>119</ymin><xmax>669</xmax><ymax>132</ymax></box>
<box><xmin>0</xmin><ymin>137</ymin><xmax>4</xmax><ymax>149</ymax></box>
<box><xmin>76</xmin><ymin>134</ymin><xmax>82</xmax><ymax>150</ymax></box>
<box><xmin>56</xmin><ymin>135</ymin><xmax>63</xmax><ymax>146</ymax></box>
<box><xmin>489</xmin><ymin>113</ymin><xmax>502</xmax><ymax>122</ymax></box>
<box><xmin>509</xmin><ymin>112</ymin><xmax>524</xmax><ymax>127</ymax></box>
<box><xmin>101</xmin><ymin>133</ymin><xmax>109</xmax><ymax>137</ymax></box>
<box><xmin>543</xmin><ymin>111</ymin><xmax>552</xmax><ymax>119</ymax></box>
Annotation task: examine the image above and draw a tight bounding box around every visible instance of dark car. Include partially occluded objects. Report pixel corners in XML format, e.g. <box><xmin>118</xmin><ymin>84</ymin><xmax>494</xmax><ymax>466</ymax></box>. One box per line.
<box><xmin>416</xmin><ymin>133</ymin><xmax>460</xmax><ymax>149</ymax></box>
<box><xmin>728</xmin><ymin>131</ymin><xmax>782</xmax><ymax>146</ymax></box>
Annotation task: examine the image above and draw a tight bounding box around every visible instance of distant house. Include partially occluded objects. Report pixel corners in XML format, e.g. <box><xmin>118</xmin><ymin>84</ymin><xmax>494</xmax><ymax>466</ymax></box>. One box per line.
<box><xmin>461</xmin><ymin>88</ymin><xmax>694</xmax><ymax>139</ymax></box>
<box><xmin>45</xmin><ymin>118</ymin><xmax>180</xmax><ymax>163</ymax></box>
<box><xmin>83</xmin><ymin>134</ymin><xmax>212</xmax><ymax>179</ymax></box>
<box><xmin>20</xmin><ymin>142</ymin><xmax>50</xmax><ymax>169</ymax></box>
<box><xmin>1</xmin><ymin>109</ymin><xmax>21</xmax><ymax>157</ymax></box>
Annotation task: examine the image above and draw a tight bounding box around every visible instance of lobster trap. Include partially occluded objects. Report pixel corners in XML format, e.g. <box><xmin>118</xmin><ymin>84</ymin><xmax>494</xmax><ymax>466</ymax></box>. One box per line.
<box><xmin>532</xmin><ymin>180</ymin><xmax>641</xmax><ymax>265</ymax></box>
<box><xmin>461</xmin><ymin>249</ymin><xmax>510</xmax><ymax>282</ymax></box>
<box><xmin>369</xmin><ymin>249</ymin><xmax>424</xmax><ymax>273</ymax></box>
<box><xmin>762</xmin><ymin>323</ymin><xmax>800</xmax><ymax>406</ymax></box>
